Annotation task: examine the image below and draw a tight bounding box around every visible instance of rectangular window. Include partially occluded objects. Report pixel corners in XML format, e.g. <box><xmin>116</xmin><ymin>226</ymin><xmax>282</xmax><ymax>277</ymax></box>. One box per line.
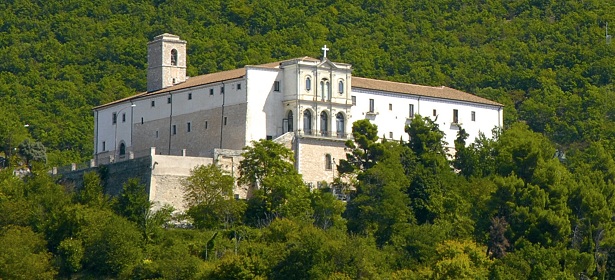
<box><xmin>453</xmin><ymin>109</ymin><xmax>459</xmax><ymax>123</ymax></box>
<box><xmin>224</xmin><ymin>117</ymin><xmax>227</xmax><ymax>125</ymax></box>
<box><xmin>471</xmin><ymin>111</ymin><xmax>476</xmax><ymax>122</ymax></box>
<box><xmin>167</xmin><ymin>97</ymin><xmax>171</xmax><ymax>104</ymax></box>
<box><xmin>122</xmin><ymin>113</ymin><xmax>126</xmax><ymax>123</ymax></box>
<box><xmin>220</xmin><ymin>86</ymin><xmax>224</xmax><ymax>94</ymax></box>
<box><xmin>369</xmin><ymin>99</ymin><xmax>375</xmax><ymax>113</ymax></box>
<box><xmin>156</xmin><ymin>130</ymin><xmax>159</xmax><ymax>138</ymax></box>
<box><xmin>172</xmin><ymin>125</ymin><xmax>177</xmax><ymax>135</ymax></box>
<box><xmin>433</xmin><ymin>109</ymin><xmax>437</xmax><ymax>116</ymax></box>
<box><xmin>266</xmin><ymin>135</ymin><xmax>273</xmax><ymax>140</ymax></box>
<box><xmin>389</xmin><ymin>132</ymin><xmax>393</xmax><ymax>139</ymax></box>
<box><xmin>274</xmin><ymin>81</ymin><xmax>280</xmax><ymax>92</ymax></box>
<box><xmin>112</xmin><ymin>113</ymin><xmax>117</xmax><ymax>124</ymax></box>
<box><xmin>205</xmin><ymin>121</ymin><xmax>208</xmax><ymax>129</ymax></box>
<box><xmin>187</xmin><ymin>122</ymin><xmax>191</xmax><ymax>132</ymax></box>
<box><xmin>409</xmin><ymin>104</ymin><xmax>415</xmax><ymax>118</ymax></box>
<box><xmin>351</xmin><ymin>96</ymin><xmax>356</xmax><ymax>106</ymax></box>
<box><xmin>188</xmin><ymin>93</ymin><xmax>192</xmax><ymax>100</ymax></box>
<box><xmin>237</xmin><ymin>83</ymin><xmax>241</xmax><ymax>90</ymax></box>
<box><xmin>151</xmin><ymin>100</ymin><xmax>155</xmax><ymax>107</ymax></box>
<box><xmin>102</xmin><ymin>141</ymin><xmax>106</xmax><ymax>151</ymax></box>
<box><xmin>389</xmin><ymin>103</ymin><xmax>392</xmax><ymax>111</ymax></box>
<box><xmin>210</xmin><ymin>88</ymin><xmax>214</xmax><ymax>95</ymax></box>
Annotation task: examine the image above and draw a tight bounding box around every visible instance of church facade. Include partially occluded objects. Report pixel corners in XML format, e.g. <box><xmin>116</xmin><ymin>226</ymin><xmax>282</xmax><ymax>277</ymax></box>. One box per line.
<box><xmin>93</xmin><ymin>34</ymin><xmax>503</xmax><ymax>187</ymax></box>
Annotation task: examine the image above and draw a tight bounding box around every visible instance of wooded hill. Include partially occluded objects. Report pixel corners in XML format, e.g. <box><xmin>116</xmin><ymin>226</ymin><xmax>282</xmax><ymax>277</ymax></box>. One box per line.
<box><xmin>0</xmin><ymin>0</ymin><xmax>614</xmax><ymax>165</ymax></box>
<box><xmin>3</xmin><ymin>0</ymin><xmax>615</xmax><ymax>278</ymax></box>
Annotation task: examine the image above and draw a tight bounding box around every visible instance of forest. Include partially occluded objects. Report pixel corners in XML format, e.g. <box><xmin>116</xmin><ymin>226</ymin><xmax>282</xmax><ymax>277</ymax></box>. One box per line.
<box><xmin>1</xmin><ymin>0</ymin><xmax>615</xmax><ymax>278</ymax></box>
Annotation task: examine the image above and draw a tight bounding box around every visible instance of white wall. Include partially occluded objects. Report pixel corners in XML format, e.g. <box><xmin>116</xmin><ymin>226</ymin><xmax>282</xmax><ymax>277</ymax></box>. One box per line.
<box><xmin>245</xmin><ymin>67</ymin><xmax>283</xmax><ymax>143</ymax></box>
<box><xmin>350</xmin><ymin>88</ymin><xmax>502</xmax><ymax>148</ymax></box>
<box><xmin>94</xmin><ymin>103</ymin><xmax>136</xmax><ymax>155</ymax></box>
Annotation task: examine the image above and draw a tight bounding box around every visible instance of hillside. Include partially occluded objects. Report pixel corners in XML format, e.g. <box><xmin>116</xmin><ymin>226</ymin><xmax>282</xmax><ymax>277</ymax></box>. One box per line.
<box><xmin>0</xmin><ymin>0</ymin><xmax>614</xmax><ymax>165</ymax></box>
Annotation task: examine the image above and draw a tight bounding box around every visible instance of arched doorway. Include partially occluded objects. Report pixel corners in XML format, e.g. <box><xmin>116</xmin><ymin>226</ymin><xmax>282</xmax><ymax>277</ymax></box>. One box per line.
<box><xmin>303</xmin><ymin>110</ymin><xmax>312</xmax><ymax>135</ymax></box>
<box><xmin>320</xmin><ymin>111</ymin><xmax>328</xmax><ymax>136</ymax></box>
<box><xmin>336</xmin><ymin>112</ymin><xmax>345</xmax><ymax>138</ymax></box>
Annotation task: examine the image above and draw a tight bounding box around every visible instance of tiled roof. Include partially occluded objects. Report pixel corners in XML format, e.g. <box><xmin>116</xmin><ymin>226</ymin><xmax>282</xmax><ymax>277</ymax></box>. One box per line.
<box><xmin>352</xmin><ymin>77</ymin><xmax>502</xmax><ymax>106</ymax></box>
<box><xmin>95</xmin><ymin>57</ymin><xmax>502</xmax><ymax>109</ymax></box>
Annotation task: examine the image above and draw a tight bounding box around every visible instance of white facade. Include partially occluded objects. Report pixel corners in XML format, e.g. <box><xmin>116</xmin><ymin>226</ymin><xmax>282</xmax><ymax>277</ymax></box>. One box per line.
<box><xmin>93</xmin><ymin>34</ymin><xmax>503</xmax><ymax>185</ymax></box>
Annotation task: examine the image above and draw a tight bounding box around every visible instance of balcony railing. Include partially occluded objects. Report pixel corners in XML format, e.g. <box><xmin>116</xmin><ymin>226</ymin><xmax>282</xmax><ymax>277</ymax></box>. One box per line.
<box><xmin>298</xmin><ymin>130</ymin><xmax>349</xmax><ymax>140</ymax></box>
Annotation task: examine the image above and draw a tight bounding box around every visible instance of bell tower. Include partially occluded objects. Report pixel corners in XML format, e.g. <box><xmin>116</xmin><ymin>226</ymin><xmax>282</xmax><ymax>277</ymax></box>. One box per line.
<box><xmin>147</xmin><ymin>33</ymin><xmax>187</xmax><ymax>92</ymax></box>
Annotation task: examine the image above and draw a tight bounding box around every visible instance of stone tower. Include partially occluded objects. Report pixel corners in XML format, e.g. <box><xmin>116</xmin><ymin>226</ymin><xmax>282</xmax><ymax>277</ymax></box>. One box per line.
<box><xmin>147</xmin><ymin>33</ymin><xmax>187</xmax><ymax>92</ymax></box>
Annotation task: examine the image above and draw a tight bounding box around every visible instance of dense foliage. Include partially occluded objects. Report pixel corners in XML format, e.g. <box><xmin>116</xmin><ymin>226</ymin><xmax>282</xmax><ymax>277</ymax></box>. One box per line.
<box><xmin>0</xmin><ymin>0</ymin><xmax>614</xmax><ymax>166</ymax></box>
<box><xmin>2</xmin><ymin>0</ymin><xmax>615</xmax><ymax>278</ymax></box>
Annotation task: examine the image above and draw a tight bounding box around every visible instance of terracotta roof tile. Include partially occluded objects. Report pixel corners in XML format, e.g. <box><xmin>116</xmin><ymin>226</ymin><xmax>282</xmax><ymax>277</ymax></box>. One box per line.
<box><xmin>352</xmin><ymin>77</ymin><xmax>502</xmax><ymax>106</ymax></box>
<box><xmin>95</xmin><ymin>57</ymin><xmax>502</xmax><ymax>109</ymax></box>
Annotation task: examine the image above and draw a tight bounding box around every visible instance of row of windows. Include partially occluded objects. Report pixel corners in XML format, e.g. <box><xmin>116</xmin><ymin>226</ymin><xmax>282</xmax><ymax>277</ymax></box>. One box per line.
<box><xmin>168</xmin><ymin>119</ymin><xmax>227</xmax><ymax>136</ymax></box>
<box><xmin>305</xmin><ymin>77</ymin><xmax>344</xmax><ymax>94</ymax></box>
<box><xmin>352</xmin><ymin>96</ymin><xmax>477</xmax><ymax>122</ymax></box>
<box><xmin>285</xmin><ymin>110</ymin><xmax>346</xmax><ymax>137</ymax></box>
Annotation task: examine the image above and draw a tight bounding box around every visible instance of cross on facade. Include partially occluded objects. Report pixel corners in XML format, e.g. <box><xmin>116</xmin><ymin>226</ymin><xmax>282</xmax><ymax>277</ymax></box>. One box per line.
<box><xmin>321</xmin><ymin>45</ymin><xmax>329</xmax><ymax>59</ymax></box>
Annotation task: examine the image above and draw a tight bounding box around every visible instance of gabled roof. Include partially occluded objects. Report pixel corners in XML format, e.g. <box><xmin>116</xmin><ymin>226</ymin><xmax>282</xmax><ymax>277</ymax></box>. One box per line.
<box><xmin>95</xmin><ymin>57</ymin><xmax>502</xmax><ymax>110</ymax></box>
<box><xmin>352</xmin><ymin>77</ymin><xmax>503</xmax><ymax>107</ymax></box>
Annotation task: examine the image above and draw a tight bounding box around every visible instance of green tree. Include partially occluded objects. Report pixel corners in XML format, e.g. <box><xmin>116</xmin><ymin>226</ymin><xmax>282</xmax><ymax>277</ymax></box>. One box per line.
<box><xmin>239</xmin><ymin>140</ymin><xmax>311</xmax><ymax>225</ymax></box>
<box><xmin>0</xmin><ymin>226</ymin><xmax>57</xmax><ymax>279</ymax></box>
<box><xmin>17</xmin><ymin>138</ymin><xmax>46</xmax><ymax>166</ymax></box>
<box><xmin>338</xmin><ymin>119</ymin><xmax>384</xmax><ymax>174</ymax></box>
<box><xmin>183</xmin><ymin>164</ymin><xmax>245</xmax><ymax>229</ymax></box>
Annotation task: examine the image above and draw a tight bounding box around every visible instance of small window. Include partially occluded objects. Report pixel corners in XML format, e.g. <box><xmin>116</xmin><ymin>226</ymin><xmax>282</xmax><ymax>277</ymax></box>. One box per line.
<box><xmin>351</xmin><ymin>96</ymin><xmax>356</xmax><ymax>106</ymax></box>
<box><xmin>205</xmin><ymin>121</ymin><xmax>208</xmax><ymax>129</ymax></box>
<box><xmin>151</xmin><ymin>100</ymin><xmax>155</xmax><ymax>107</ymax></box>
<box><xmin>306</xmin><ymin>77</ymin><xmax>311</xmax><ymax>91</ymax></box>
<box><xmin>237</xmin><ymin>83</ymin><xmax>241</xmax><ymax>90</ymax></box>
<box><xmin>224</xmin><ymin>117</ymin><xmax>227</xmax><ymax>125</ymax></box>
<box><xmin>433</xmin><ymin>109</ymin><xmax>436</xmax><ymax>117</ymax></box>
<box><xmin>220</xmin><ymin>86</ymin><xmax>224</xmax><ymax>94</ymax></box>
<box><xmin>339</xmin><ymin>80</ymin><xmax>344</xmax><ymax>94</ymax></box>
<box><xmin>141</xmin><ymin>117</ymin><xmax>144</xmax><ymax>124</ymax></box>
<box><xmin>187</xmin><ymin>122</ymin><xmax>191</xmax><ymax>132</ymax></box>
<box><xmin>102</xmin><ymin>141</ymin><xmax>106</xmax><ymax>151</ymax></box>
<box><xmin>112</xmin><ymin>113</ymin><xmax>117</xmax><ymax>124</ymax></box>
<box><xmin>122</xmin><ymin>113</ymin><xmax>126</xmax><ymax>123</ymax></box>
<box><xmin>389</xmin><ymin>104</ymin><xmax>392</xmax><ymax>111</ymax></box>
<box><xmin>172</xmin><ymin>125</ymin><xmax>177</xmax><ymax>135</ymax></box>
<box><xmin>234</xmin><ymin>194</ymin><xmax>240</xmax><ymax>200</ymax></box>
<box><xmin>167</xmin><ymin>97</ymin><xmax>171</xmax><ymax>104</ymax></box>
<box><xmin>171</xmin><ymin>49</ymin><xmax>178</xmax><ymax>66</ymax></box>
<box><xmin>156</xmin><ymin>130</ymin><xmax>159</xmax><ymax>138</ymax></box>
<box><xmin>369</xmin><ymin>99</ymin><xmax>375</xmax><ymax>113</ymax></box>
<box><xmin>210</xmin><ymin>89</ymin><xmax>214</xmax><ymax>95</ymax></box>
<box><xmin>453</xmin><ymin>109</ymin><xmax>459</xmax><ymax>124</ymax></box>
<box><xmin>389</xmin><ymin>132</ymin><xmax>393</xmax><ymax>139</ymax></box>
<box><xmin>325</xmin><ymin>154</ymin><xmax>332</xmax><ymax>170</ymax></box>
<box><xmin>266</xmin><ymin>135</ymin><xmax>273</xmax><ymax>140</ymax></box>
<box><xmin>471</xmin><ymin>111</ymin><xmax>476</xmax><ymax>122</ymax></box>
<box><xmin>274</xmin><ymin>81</ymin><xmax>280</xmax><ymax>92</ymax></box>
<box><xmin>188</xmin><ymin>93</ymin><xmax>192</xmax><ymax>100</ymax></box>
<box><xmin>409</xmin><ymin>104</ymin><xmax>415</xmax><ymax>118</ymax></box>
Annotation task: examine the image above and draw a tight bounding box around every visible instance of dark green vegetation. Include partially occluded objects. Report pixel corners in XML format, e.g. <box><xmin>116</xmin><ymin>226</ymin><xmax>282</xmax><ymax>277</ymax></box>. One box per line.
<box><xmin>0</xmin><ymin>0</ymin><xmax>614</xmax><ymax>166</ymax></box>
<box><xmin>5</xmin><ymin>120</ymin><xmax>615</xmax><ymax>279</ymax></box>
<box><xmin>2</xmin><ymin>0</ymin><xmax>615</xmax><ymax>278</ymax></box>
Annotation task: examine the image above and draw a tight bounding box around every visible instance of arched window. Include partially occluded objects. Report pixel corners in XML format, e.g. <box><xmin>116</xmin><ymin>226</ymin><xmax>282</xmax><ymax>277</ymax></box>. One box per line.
<box><xmin>325</xmin><ymin>154</ymin><xmax>332</xmax><ymax>170</ymax></box>
<box><xmin>119</xmin><ymin>142</ymin><xmax>126</xmax><ymax>156</ymax></box>
<box><xmin>303</xmin><ymin>110</ymin><xmax>312</xmax><ymax>135</ymax></box>
<box><xmin>287</xmin><ymin>110</ymin><xmax>293</xmax><ymax>132</ymax></box>
<box><xmin>325</xmin><ymin>81</ymin><xmax>330</xmax><ymax>100</ymax></box>
<box><xmin>339</xmin><ymin>80</ymin><xmax>344</xmax><ymax>94</ymax></box>
<box><xmin>171</xmin><ymin>49</ymin><xmax>178</xmax><ymax>66</ymax></box>
<box><xmin>320</xmin><ymin>111</ymin><xmax>328</xmax><ymax>136</ymax></box>
<box><xmin>320</xmin><ymin>81</ymin><xmax>325</xmax><ymax>100</ymax></box>
<box><xmin>336</xmin><ymin>112</ymin><xmax>345</xmax><ymax>138</ymax></box>
<box><xmin>306</xmin><ymin>77</ymin><xmax>311</xmax><ymax>91</ymax></box>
